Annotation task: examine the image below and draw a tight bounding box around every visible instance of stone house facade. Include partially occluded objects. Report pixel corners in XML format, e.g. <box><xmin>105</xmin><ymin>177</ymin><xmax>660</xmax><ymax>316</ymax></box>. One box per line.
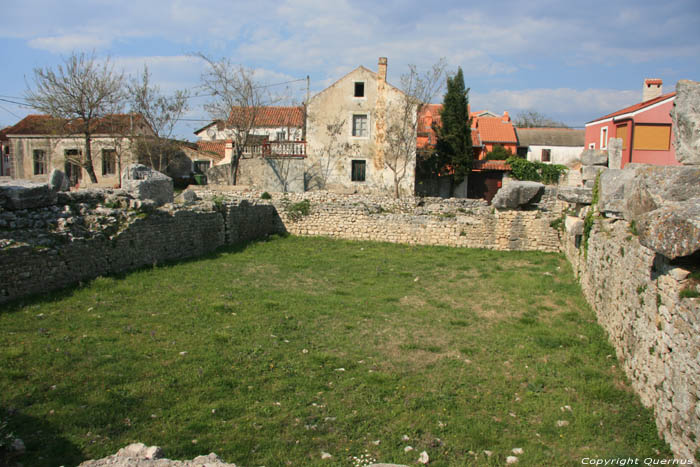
<box><xmin>4</xmin><ymin>114</ymin><xmax>152</xmax><ymax>187</ymax></box>
<box><xmin>305</xmin><ymin>57</ymin><xmax>415</xmax><ymax>195</ymax></box>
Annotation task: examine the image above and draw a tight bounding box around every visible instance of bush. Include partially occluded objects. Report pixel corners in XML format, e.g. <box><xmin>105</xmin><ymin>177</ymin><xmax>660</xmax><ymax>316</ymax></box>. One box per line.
<box><xmin>506</xmin><ymin>157</ymin><xmax>567</xmax><ymax>184</ymax></box>
<box><xmin>261</xmin><ymin>192</ymin><xmax>272</xmax><ymax>200</ymax></box>
<box><xmin>286</xmin><ymin>200</ymin><xmax>311</xmax><ymax>221</ymax></box>
<box><xmin>485</xmin><ymin>145</ymin><xmax>513</xmax><ymax>160</ymax></box>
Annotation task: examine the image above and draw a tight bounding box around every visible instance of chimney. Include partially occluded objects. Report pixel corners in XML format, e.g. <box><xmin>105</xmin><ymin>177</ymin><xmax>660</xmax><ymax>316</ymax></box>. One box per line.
<box><xmin>378</xmin><ymin>57</ymin><xmax>387</xmax><ymax>83</ymax></box>
<box><xmin>503</xmin><ymin>111</ymin><xmax>510</xmax><ymax>122</ymax></box>
<box><xmin>643</xmin><ymin>78</ymin><xmax>663</xmax><ymax>101</ymax></box>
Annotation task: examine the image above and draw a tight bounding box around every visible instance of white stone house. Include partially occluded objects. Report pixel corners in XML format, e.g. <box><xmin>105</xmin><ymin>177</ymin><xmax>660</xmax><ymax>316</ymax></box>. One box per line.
<box><xmin>516</xmin><ymin>127</ymin><xmax>585</xmax><ymax>166</ymax></box>
<box><xmin>4</xmin><ymin>114</ymin><xmax>152</xmax><ymax>188</ymax></box>
<box><xmin>305</xmin><ymin>57</ymin><xmax>415</xmax><ymax>195</ymax></box>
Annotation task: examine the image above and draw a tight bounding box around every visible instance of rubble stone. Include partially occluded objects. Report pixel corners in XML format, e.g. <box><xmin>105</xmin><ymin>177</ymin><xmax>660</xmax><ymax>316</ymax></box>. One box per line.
<box><xmin>0</xmin><ymin>179</ymin><xmax>57</xmax><ymax>210</ymax></box>
<box><xmin>558</xmin><ymin>187</ymin><xmax>593</xmax><ymax>205</ymax></box>
<box><xmin>580</xmin><ymin>149</ymin><xmax>608</xmax><ymax>166</ymax></box>
<box><xmin>671</xmin><ymin>79</ymin><xmax>700</xmax><ymax>165</ymax></box>
<box><xmin>122</xmin><ymin>164</ymin><xmax>173</xmax><ymax>206</ymax></box>
<box><xmin>491</xmin><ymin>181</ymin><xmax>544</xmax><ymax>209</ymax></box>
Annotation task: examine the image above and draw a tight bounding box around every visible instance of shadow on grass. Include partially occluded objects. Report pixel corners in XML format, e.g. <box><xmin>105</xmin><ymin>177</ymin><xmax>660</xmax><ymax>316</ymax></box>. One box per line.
<box><xmin>0</xmin><ymin>233</ymin><xmax>290</xmax><ymax>315</ymax></box>
<box><xmin>1</xmin><ymin>407</ymin><xmax>84</xmax><ymax>467</ymax></box>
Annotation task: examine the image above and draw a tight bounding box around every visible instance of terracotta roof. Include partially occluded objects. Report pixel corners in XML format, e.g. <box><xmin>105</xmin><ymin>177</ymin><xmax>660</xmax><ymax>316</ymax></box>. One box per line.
<box><xmin>645</xmin><ymin>78</ymin><xmax>663</xmax><ymax>85</ymax></box>
<box><xmin>195</xmin><ymin>140</ymin><xmax>226</xmax><ymax>161</ymax></box>
<box><xmin>475</xmin><ymin>116</ymin><xmax>517</xmax><ymax>143</ymax></box>
<box><xmin>4</xmin><ymin>114</ymin><xmax>149</xmax><ymax>136</ymax></box>
<box><xmin>515</xmin><ymin>128</ymin><xmax>585</xmax><ymax>147</ymax></box>
<box><xmin>228</xmin><ymin>106</ymin><xmax>304</xmax><ymax>128</ymax></box>
<box><xmin>417</xmin><ymin>104</ymin><xmax>481</xmax><ymax>148</ymax></box>
<box><xmin>587</xmin><ymin>92</ymin><xmax>676</xmax><ymax>124</ymax></box>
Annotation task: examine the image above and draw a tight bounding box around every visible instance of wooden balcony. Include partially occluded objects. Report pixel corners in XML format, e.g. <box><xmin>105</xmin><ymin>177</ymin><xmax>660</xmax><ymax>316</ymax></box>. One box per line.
<box><xmin>242</xmin><ymin>140</ymin><xmax>306</xmax><ymax>158</ymax></box>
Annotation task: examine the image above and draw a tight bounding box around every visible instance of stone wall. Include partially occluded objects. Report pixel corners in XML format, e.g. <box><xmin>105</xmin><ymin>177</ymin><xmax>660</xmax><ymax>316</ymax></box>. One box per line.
<box><xmin>562</xmin><ymin>218</ymin><xmax>699</xmax><ymax>462</ymax></box>
<box><xmin>0</xmin><ymin>189</ymin><xmax>283</xmax><ymax>304</ymax></box>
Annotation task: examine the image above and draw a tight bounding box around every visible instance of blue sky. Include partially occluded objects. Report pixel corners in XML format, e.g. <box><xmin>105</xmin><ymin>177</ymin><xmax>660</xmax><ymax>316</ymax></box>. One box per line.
<box><xmin>1</xmin><ymin>0</ymin><xmax>698</xmax><ymax>140</ymax></box>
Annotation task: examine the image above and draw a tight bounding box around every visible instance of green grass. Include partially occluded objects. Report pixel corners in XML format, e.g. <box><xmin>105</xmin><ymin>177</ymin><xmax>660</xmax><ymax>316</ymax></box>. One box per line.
<box><xmin>0</xmin><ymin>236</ymin><xmax>671</xmax><ymax>466</ymax></box>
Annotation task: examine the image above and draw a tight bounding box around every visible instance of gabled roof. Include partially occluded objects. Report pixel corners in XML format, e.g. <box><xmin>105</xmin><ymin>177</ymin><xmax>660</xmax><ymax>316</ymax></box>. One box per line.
<box><xmin>309</xmin><ymin>64</ymin><xmax>405</xmax><ymax>103</ymax></box>
<box><xmin>228</xmin><ymin>106</ymin><xmax>304</xmax><ymax>128</ymax></box>
<box><xmin>475</xmin><ymin>116</ymin><xmax>517</xmax><ymax>144</ymax></box>
<box><xmin>515</xmin><ymin>128</ymin><xmax>585</xmax><ymax>147</ymax></box>
<box><xmin>4</xmin><ymin>114</ymin><xmax>149</xmax><ymax>136</ymax></box>
<box><xmin>586</xmin><ymin>92</ymin><xmax>676</xmax><ymax>125</ymax></box>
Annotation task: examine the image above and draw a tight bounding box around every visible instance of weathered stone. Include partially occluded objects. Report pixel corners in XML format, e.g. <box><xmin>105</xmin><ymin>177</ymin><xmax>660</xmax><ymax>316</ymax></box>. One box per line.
<box><xmin>48</xmin><ymin>169</ymin><xmax>69</xmax><ymax>192</ymax></box>
<box><xmin>581</xmin><ymin>165</ymin><xmax>607</xmax><ymax>182</ymax></box>
<box><xmin>558</xmin><ymin>187</ymin><xmax>593</xmax><ymax>204</ymax></box>
<box><xmin>565</xmin><ymin>216</ymin><xmax>584</xmax><ymax>236</ymax></box>
<box><xmin>79</xmin><ymin>443</ymin><xmax>236</xmax><ymax>466</ymax></box>
<box><xmin>598</xmin><ymin>168</ymin><xmax>636</xmax><ymax>217</ymax></box>
<box><xmin>671</xmin><ymin>80</ymin><xmax>700</xmax><ymax>166</ymax></box>
<box><xmin>636</xmin><ymin>199</ymin><xmax>700</xmax><ymax>259</ymax></box>
<box><xmin>491</xmin><ymin>181</ymin><xmax>544</xmax><ymax>209</ymax></box>
<box><xmin>175</xmin><ymin>189</ymin><xmax>199</xmax><ymax>204</ymax></box>
<box><xmin>0</xmin><ymin>180</ymin><xmax>57</xmax><ymax>210</ymax></box>
<box><xmin>122</xmin><ymin>164</ymin><xmax>173</xmax><ymax>206</ymax></box>
<box><xmin>580</xmin><ymin>149</ymin><xmax>609</xmax><ymax>166</ymax></box>
<box><xmin>624</xmin><ymin>165</ymin><xmax>700</xmax><ymax>220</ymax></box>
<box><xmin>608</xmin><ymin>138</ymin><xmax>623</xmax><ymax>170</ymax></box>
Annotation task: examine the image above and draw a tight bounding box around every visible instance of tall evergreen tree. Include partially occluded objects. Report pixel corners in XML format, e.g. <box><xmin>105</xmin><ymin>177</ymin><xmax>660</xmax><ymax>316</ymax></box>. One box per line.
<box><xmin>434</xmin><ymin>68</ymin><xmax>472</xmax><ymax>194</ymax></box>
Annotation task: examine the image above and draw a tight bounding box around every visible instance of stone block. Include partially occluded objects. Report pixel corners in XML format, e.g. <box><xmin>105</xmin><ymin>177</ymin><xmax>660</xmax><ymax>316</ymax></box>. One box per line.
<box><xmin>624</xmin><ymin>165</ymin><xmax>700</xmax><ymax>220</ymax></box>
<box><xmin>0</xmin><ymin>179</ymin><xmax>57</xmax><ymax>210</ymax></box>
<box><xmin>598</xmin><ymin>168</ymin><xmax>636</xmax><ymax>217</ymax></box>
<box><xmin>580</xmin><ymin>149</ymin><xmax>609</xmax><ymax>166</ymax></box>
<box><xmin>175</xmin><ymin>189</ymin><xmax>199</xmax><ymax>204</ymax></box>
<box><xmin>671</xmin><ymin>80</ymin><xmax>700</xmax><ymax>166</ymax></box>
<box><xmin>608</xmin><ymin>138</ymin><xmax>623</xmax><ymax>170</ymax></box>
<box><xmin>558</xmin><ymin>187</ymin><xmax>593</xmax><ymax>204</ymax></box>
<box><xmin>637</xmin><ymin>199</ymin><xmax>700</xmax><ymax>259</ymax></box>
<box><xmin>121</xmin><ymin>164</ymin><xmax>173</xmax><ymax>206</ymax></box>
<box><xmin>491</xmin><ymin>181</ymin><xmax>544</xmax><ymax>209</ymax></box>
<box><xmin>48</xmin><ymin>169</ymin><xmax>69</xmax><ymax>192</ymax></box>
<box><xmin>565</xmin><ymin>216</ymin><xmax>584</xmax><ymax>236</ymax></box>
<box><xmin>581</xmin><ymin>165</ymin><xmax>607</xmax><ymax>182</ymax></box>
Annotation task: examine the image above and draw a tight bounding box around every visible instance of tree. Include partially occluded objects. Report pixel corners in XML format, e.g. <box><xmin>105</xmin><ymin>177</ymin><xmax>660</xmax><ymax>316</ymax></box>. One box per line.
<box><xmin>514</xmin><ymin>110</ymin><xmax>569</xmax><ymax>128</ymax></box>
<box><xmin>384</xmin><ymin>60</ymin><xmax>447</xmax><ymax>198</ymax></box>
<box><xmin>306</xmin><ymin>116</ymin><xmax>358</xmax><ymax>190</ymax></box>
<box><xmin>434</xmin><ymin>67</ymin><xmax>472</xmax><ymax>195</ymax></box>
<box><xmin>128</xmin><ymin>65</ymin><xmax>189</xmax><ymax>174</ymax></box>
<box><xmin>198</xmin><ymin>54</ymin><xmax>266</xmax><ymax>185</ymax></box>
<box><xmin>25</xmin><ymin>51</ymin><xmax>125</xmax><ymax>183</ymax></box>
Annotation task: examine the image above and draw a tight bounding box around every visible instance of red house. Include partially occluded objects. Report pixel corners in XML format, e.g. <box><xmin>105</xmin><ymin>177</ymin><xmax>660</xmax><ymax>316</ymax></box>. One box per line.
<box><xmin>584</xmin><ymin>79</ymin><xmax>678</xmax><ymax>168</ymax></box>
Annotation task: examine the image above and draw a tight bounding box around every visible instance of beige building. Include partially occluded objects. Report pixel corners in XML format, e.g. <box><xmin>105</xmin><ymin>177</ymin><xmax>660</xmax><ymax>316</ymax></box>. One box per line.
<box><xmin>306</xmin><ymin>57</ymin><xmax>415</xmax><ymax>195</ymax></box>
<box><xmin>5</xmin><ymin>114</ymin><xmax>151</xmax><ymax>188</ymax></box>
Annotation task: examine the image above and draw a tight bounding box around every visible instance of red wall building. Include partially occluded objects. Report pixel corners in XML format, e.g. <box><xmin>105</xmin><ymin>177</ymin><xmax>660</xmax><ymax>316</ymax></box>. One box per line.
<box><xmin>585</xmin><ymin>79</ymin><xmax>678</xmax><ymax>168</ymax></box>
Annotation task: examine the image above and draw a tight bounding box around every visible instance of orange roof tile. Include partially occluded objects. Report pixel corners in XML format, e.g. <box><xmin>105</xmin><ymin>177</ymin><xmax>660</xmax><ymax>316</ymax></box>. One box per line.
<box><xmin>228</xmin><ymin>106</ymin><xmax>304</xmax><ymax>128</ymax></box>
<box><xmin>587</xmin><ymin>91</ymin><xmax>676</xmax><ymax>124</ymax></box>
<box><xmin>474</xmin><ymin>116</ymin><xmax>517</xmax><ymax>143</ymax></box>
<box><xmin>195</xmin><ymin>140</ymin><xmax>226</xmax><ymax>161</ymax></box>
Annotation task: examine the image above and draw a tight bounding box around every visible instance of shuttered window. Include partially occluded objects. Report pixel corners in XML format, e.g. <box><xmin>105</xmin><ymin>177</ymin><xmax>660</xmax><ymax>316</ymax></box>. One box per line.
<box><xmin>633</xmin><ymin>124</ymin><xmax>671</xmax><ymax>151</ymax></box>
<box><xmin>615</xmin><ymin>123</ymin><xmax>629</xmax><ymax>150</ymax></box>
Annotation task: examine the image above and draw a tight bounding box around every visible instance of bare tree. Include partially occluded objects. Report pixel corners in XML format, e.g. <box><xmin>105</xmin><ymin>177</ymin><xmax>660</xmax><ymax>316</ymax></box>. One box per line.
<box><xmin>198</xmin><ymin>54</ymin><xmax>267</xmax><ymax>185</ymax></box>
<box><xmin>25</xmin><ymin>51</ymin><xmax>125</xmax><ymax>183</ymax></box>
<box><xmin>128</xmin><ymin>65</ymin><xmax>189</xmax><ymax>174</ymax></box>
<box><xmin>384</xmin><ymin>59</ymin><xmax>447</xmax><ymax>198</ymax></box>
<box><xmin>306</xmin><ymin>115</ymin><xmax>358</xmax><ymax>190</ymax></box>
<box><xmin>514</xmin><ymin>110</ymin><xmax>569</xmax><ymax>128</ymax></box>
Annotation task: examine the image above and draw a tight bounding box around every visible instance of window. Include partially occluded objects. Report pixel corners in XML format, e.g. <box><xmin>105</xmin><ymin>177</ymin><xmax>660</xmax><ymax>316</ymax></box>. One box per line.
<box><xmin>600</xmin><ymin>127</ymin><xmax>608</xmax><ymax>150</ymax></box>
<box><xmin>276</xmin><ymin>130</ymin><xmax>286</xmax><ymax>141</ymax></box>
<box><xmin>541</xmin><ymin>148</ymin><xmax>551</xmax><ymax>162</ymax></box>
<box><xmin>351</xmin><ymin>160</ymin><xmax>366</xmax><ymax>182</ymax></box>
<box><xmin>102</xmin><ymin>149</ymin><xmax>116</xmax><ymax>176</ymax></box>
<box><xmin>194</xmin><ymin>160</ymin><xmax>211</xmax><ymax>174</ymax></box>
<box><xmin>33</xmin><ymin>149</ymin><xmax>46</xmax><ymax>175</ymax></box>
<box><xmin>354</xmin><ymin>82</ymin><xmax>365</xmax><ymax>98</ymax></box>
<box><xmin>633</xmin><ymin>124</ymin><xmax>671</xmax><ymax>151</ymax></box>
<box><xmin>352</xmin><ymin>114</ymin><xmax>368</xmax><ymax>137</ymax></box>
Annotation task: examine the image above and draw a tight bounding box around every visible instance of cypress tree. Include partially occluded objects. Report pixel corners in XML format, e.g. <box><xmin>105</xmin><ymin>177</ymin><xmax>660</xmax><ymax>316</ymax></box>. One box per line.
<box><xmin>435</xmin><ymin>67</ymin><xmax>472</xmax><ymax>193</ymax></box>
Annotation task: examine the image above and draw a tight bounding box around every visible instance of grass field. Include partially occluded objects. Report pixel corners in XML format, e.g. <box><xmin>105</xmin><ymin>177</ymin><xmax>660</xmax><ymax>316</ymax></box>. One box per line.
<box><xmin>0</xmin><ymin>235</ymin><xmax>671</xmax><ymax>466</ymax></box>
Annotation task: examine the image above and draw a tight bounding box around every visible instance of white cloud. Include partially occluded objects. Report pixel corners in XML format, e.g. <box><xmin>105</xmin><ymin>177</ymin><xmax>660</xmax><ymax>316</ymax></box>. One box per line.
<box><xmin>28</xmin><ymin>34</ymin><xmax>112</xmax><ymax>53</ymax></box>
<box><xmin>471</xmin><ymin>88</ymin><xmax>641</xmax><ymax>126</ymax></box>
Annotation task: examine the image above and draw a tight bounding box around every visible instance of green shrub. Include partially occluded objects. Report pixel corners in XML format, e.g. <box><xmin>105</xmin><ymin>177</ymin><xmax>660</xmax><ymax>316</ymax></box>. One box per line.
<box><xmin>680</xmin><ymin>288</ymin><xmax>699</xmax><ymax>299</ymax></box>
<box><xmin>261</xmin><ymin>192</ymin><xmax>272</xmax><ymax>200</ymax></box>
<box><xmin>485</xmin><ymin>145</ymin><xmax>513</xmax><ymax>161</ymax></box>
<box><xmin>506</xmin><ymin>157</ymin><xmax>567</xmax><ymax>184</ymax></box>
<box><xmin>286</xmin><ymin>200</ymin><xmax>311</xmax><ymax>221</ymax></box>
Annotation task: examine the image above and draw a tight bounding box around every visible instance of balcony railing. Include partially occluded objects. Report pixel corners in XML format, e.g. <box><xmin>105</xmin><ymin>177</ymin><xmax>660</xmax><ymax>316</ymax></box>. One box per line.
<box><xmin>242</xmin><ymin>140</ymin><xmax>306</xmax><ymax>158</ymax></box>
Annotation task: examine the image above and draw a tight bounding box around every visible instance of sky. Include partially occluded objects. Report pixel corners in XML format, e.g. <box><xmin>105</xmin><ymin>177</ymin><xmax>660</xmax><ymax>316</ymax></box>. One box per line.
<box><xmin>1</xmin><ymin>0</ymin><xmax>699</xmax><ymax>140</ymax></box>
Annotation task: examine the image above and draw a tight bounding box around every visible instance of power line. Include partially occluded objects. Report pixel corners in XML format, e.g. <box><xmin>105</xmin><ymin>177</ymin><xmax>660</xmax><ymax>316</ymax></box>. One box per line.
<box><xmin>0</xmin><ymin>103</ymin><xmax>21</xmax><ymax>119</ymax></box>
<box><xmin>0</xmin><ymin>97</ymin><xmax>31</xmax><ymax>107</ymax></box>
